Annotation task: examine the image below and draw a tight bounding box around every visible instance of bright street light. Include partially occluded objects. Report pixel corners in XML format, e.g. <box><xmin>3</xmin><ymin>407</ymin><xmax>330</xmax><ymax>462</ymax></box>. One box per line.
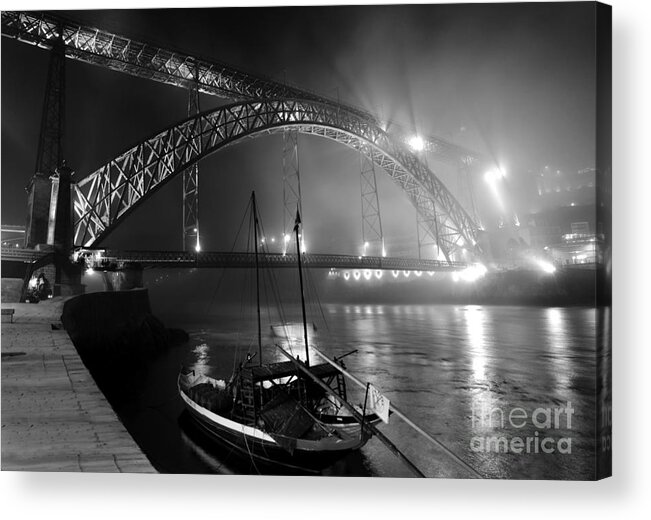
<box><xmin>536</xmin><ymin>259</ymin><xmax>556</xmax><ymax>274</ymax></box>
<box><xmin>453</xmin><ymin>263</ymin><xmax>488</xmax><ymax>283</ymax></box>
<box><xmin>408</xmin><ymin>135</ymin><xmax>425</xmax><ymax>152</ymax></box>
<box><xmin>484</xmin><ymin>168</ymin><xmax>505</xmax><ymax>184</ymax></box>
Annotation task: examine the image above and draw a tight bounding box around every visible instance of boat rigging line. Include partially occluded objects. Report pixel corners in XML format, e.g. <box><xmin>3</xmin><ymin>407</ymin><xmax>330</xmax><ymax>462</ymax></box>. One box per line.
<box><xmin>293</xmin><ymin>208</ymin><xmax>311</xmax><ymax>367</ymax></box>
<box><xmin>252</xmin><ymin>192</ymin><xmax>263</xmax><ymax>366</ymax></box>
<box><xmin>273</xmin><ymin>343</ymin><xmax>427</xmax><ymax>478</ymax></box>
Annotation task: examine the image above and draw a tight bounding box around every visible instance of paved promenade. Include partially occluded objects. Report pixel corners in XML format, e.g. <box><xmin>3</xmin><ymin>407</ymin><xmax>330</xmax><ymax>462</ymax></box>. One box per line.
<box><xmin>1</xmin><ymin>299</ymin><xmax>155</xmax><ymax>472</ymax></box>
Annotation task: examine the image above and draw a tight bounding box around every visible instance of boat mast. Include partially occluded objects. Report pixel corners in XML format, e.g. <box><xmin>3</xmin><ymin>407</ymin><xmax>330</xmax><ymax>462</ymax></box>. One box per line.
<box><xmin>252</xmin><ymin>192</ymin><xmax>262</xmax><ymax>366</ymax></box>
<box><xmin>293</xmin><ymin>209</ymin><xmax>310</xmax><ymax>367</ymax></box>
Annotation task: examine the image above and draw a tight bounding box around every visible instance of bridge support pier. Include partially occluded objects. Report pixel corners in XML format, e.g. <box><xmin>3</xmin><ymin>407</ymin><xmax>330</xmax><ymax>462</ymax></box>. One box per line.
<box><xmin>49</xmin><ymin>164</ymin><xmax>83</xmax><ymax>296</ymax></box>
<box><xmin>47</xmin><ymin>164</ymin><xmax>74</xmax><ymax>251</ymax></box>
<box><xmin>25</xmin><ymin>173</ymin><xmax>52</xmax><ymax>248</ymax></box>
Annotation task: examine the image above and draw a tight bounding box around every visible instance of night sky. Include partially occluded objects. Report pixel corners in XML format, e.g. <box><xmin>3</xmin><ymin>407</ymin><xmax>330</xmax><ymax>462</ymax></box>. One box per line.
<box><xmin>1</xmin><ymin>3</ymin><xmax>598</xmax><ymax>253</ymax></box>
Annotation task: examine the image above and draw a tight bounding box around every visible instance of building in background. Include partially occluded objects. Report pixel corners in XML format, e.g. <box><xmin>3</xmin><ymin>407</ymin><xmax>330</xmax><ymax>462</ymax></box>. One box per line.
<box><xmin>519</xmin><ymin>165</ymin><xmax>603</xmax><ymax>268</ymax></box>
<box><xmin>532</xmin><ymin>165</ymin><xmax>596</xmax><ymax>209</ymax></box>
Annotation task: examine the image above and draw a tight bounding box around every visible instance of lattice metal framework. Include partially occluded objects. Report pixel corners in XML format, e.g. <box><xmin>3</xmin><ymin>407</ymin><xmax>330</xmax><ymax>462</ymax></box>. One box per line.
<box><xmin>282</xmin><ymin>130</ymin><xmax>303</xmax><ymax>254</ymax></box>
<box><xmin>35</xmin><ymin>38</ymin><xmax>65</xmax><ymax>176</ymax></box>
<box><xmin>183</xmin><ymin>79</ymin><xmax>200</xmax><ymax>251</ymax></box>
<box><xmin>411</xmin><ymin>150</ymin><xmax>445</xmax><ymax>261</ymax></box>
<box><xmin>71</xmin><ymin>99</ymin><xmax>482</xmax><ymax>262</ymax></box>
<box><xmin>416</xmin><ymin>198</ymin><xmax>443</xmax><ymax>261</ymax></box>
<box><xmin>1</xmin><ymin>10</ymin><xmax>484</xmax><ymax>168</ymax></box>
<box><xmin>359</xmin><ymin>144</ymin><xmax>385</xmax><ymax>257</ymax></box>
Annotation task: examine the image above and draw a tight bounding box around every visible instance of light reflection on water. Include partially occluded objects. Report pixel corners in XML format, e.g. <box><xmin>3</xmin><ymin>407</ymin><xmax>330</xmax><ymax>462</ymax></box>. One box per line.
<box><xmin>149</xmin><ymin>303</ymin><xmax>598</xmax><ymax>479</ymax></box>
<box><xmin>546</xmin><ymin>308</ymin><xmax>571</xmax><ymax>391</ymax></box>
<box><xmin>192</xmin><ymin>343</ymin><xmax>211</xmax><ymax>366</ymax></box>
<box><xmin>465</xmin><ymin>306</ymin><xmax>488</xmax><ymax>381</ymax></box>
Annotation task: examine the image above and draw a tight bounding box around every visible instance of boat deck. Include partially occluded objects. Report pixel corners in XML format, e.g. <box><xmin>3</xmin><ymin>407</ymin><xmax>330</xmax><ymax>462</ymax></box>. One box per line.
<box><xmin>248</xmin><ymin>360</ymin><xmax>340</xmax><ymax>382</ymax></box>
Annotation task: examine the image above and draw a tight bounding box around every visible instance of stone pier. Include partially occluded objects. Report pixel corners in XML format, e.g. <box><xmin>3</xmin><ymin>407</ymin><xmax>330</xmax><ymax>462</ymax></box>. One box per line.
<box><xmin>1</xmin><ymin>299</ymin><xmax>155</xmax><ymax>472</ymax></box>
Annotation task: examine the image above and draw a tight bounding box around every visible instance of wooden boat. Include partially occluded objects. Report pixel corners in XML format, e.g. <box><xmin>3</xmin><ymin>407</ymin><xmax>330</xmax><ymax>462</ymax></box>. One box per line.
<box><xmin>178</xmin><ymin>362</ymin><xmax>379</xmax><ymax>471</ymax></box>
<box><xmin>178</xmin><ymin>193</ymin><xmax>381</xmax><ymax>472</ymax></box>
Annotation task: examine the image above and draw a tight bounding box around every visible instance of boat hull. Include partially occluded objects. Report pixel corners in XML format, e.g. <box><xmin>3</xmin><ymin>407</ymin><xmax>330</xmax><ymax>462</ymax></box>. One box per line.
<box><xmin>179</xmin><ymin>386</ymin><xmax>369</xmax><ymax>472</ymax></box>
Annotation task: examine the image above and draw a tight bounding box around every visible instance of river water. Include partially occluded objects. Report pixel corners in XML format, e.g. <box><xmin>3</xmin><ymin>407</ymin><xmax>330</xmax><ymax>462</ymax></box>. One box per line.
<box><xmin>106</xmin><ymin>292</ymin><xmax>600</xmax><ymax>480</ymax></box>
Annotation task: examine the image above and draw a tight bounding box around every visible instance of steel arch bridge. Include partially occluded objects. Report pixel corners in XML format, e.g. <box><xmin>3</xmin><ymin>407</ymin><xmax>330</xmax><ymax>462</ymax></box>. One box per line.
<box><xmin>73</xmin><ymin>98</ymin><xmax>482</xmax><ymax>262</ymax></box>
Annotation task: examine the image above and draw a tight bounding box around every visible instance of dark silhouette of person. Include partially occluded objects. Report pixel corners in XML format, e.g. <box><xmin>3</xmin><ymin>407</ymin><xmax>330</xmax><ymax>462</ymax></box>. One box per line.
<box><xmin>36</xmin><ymin>273</ymin><xmax>51</xmax><ymax>299</ymax></box>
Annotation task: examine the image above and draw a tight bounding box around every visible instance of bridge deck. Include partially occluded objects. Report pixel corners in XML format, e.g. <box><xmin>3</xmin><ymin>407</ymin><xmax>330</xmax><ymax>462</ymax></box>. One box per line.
<box><xmin>1</xmin><ymin>247</ymin><xmax>467</xmax><ymax>272</ymax></box>
<box><xmin>84</xmin><ymin>250</ymin><xmax>467</xmax><ymax>272</ymax></box>
<box><xmin>1</xmin><ymin>247</ymin><xmax>50</xmax><ymax>263</ymax></box>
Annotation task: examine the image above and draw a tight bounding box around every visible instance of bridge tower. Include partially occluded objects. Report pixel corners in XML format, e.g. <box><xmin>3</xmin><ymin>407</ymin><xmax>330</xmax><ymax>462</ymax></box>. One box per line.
<box><xmin>21</xmin><ymin>34</ymin><xmax>83</xmax><ymax>296</ymax></box>
<box><xmin>25</xmin><ymin>37</ymin><xmax>65</xmax><ymax>248</ymax></box>
<box><xmin>359</xmin><ymin>144</ymin><xmax>385</xmax><ymax>257</ymax></box>
<box><xmin>182</xmin><ymin>72</ymin><xmax>200</xmax><ymax>251</ymax></box>
<box><xmin>282</xmin><ymin>130</ymin><xmax>304</xmax><ymax>253</ymax></box>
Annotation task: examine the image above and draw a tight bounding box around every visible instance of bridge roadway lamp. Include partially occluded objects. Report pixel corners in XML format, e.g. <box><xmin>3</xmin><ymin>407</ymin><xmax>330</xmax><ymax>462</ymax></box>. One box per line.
<box><xmin>535</xmin><ymin>259</ymin><xmax>556</xmax><ymax>274</ymax></box>
<box><xmin>452</xmin><ymin>263</ymin><xmax>488</xmax><ymax>283</ymax></box>
<box><xmin>484</xmin><ymin>168</ymin><xmax>505</xmax><ymax>183</ymax></box>
<box><xmin>282</xmin><ymin>233</ymin><xmax>291</xmax><ymax>255</ymax></box>
<box><xmin>408</xmin><ymin>135</ymin><xmax>425</xmax><ymax>152</ymax></box>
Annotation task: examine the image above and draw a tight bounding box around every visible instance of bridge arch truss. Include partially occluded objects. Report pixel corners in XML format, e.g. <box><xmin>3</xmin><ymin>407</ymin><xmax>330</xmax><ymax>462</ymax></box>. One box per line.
<box><xmin>73</xmin><ymin>99</ymin><xmax>482</xmax><ymax>261</ymax></box>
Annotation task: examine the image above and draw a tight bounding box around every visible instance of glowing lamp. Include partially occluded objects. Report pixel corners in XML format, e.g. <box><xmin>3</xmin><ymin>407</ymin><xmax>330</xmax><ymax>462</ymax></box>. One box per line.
<box><xmin>536</xmin><ymin>260</ymin><xmax>556</xmax><ymax>274</ymax></box>
<box><xmin>408</xmin><ymin>135</ymin><xmax>425</xmax><ymax>152</ymax></box>
<box><xmin>484</xmin><ymin>169</ymin><xmax>504</xmax><ymax>184</ymax></box>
